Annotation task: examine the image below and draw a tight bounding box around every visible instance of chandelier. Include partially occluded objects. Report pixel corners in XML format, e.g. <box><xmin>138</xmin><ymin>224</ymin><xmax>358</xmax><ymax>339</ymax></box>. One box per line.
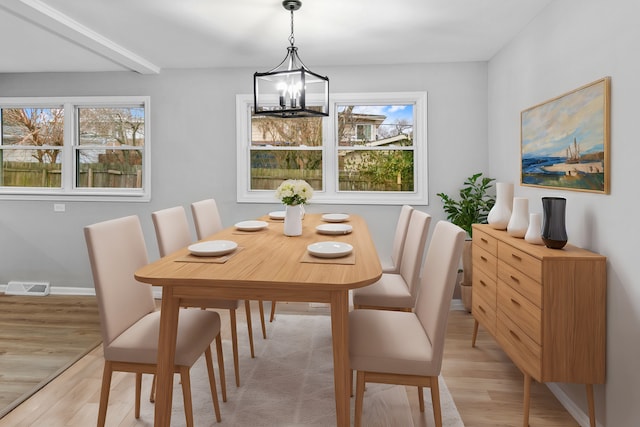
<box><xmin>253</xmin><ymin>0</ymin><xmax>329</xmax><ymax>118</ymax></box>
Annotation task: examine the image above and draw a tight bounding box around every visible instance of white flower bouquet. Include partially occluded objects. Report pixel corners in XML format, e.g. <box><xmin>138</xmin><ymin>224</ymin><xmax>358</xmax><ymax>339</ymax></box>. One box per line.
<box><xmin>275</xmin><ymin>179</ymin><xmax>313</xmax><ymax>206</ymax></box>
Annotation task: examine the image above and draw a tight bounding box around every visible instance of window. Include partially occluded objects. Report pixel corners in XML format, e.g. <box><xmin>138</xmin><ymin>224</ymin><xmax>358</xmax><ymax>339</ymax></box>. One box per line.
<box><xmin>236</xmin><ymin>91</ymin><xmax>427</xmax><ymax>205</ymax></box>
<box><xmin>0</xmin><ymin>96</ymin><xmax>150</xmax><ymax>201</ymax></box>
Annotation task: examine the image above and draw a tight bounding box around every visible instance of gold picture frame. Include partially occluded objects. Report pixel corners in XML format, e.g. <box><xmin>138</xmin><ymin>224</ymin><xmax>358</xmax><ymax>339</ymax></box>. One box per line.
<box><xmin>521</xmin><ymin>77</ymin><xmax>610</xmax><ymax>194</ymax></box>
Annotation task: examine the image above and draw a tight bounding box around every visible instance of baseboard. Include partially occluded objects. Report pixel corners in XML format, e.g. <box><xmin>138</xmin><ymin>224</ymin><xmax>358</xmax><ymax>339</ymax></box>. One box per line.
<box><xmin>450</xmin><ymin>298</ymin><xmax>465</xmax><ymax>310</ymax></box>
<box><xmin>547</xmin><ymin>383</ymin><xmax>603</xmax><ymax>427</ymax></box>
<box><xmin>0</xmin><ymin>287</ymin><xmax>467</xmax><ymax>312</ymax></box>
<box><xmin>1</xmin><ymin>284</ymin><xmax>165</xmax><ymax>299</ymax></box>
<box><xmin>0</xmin><ymin>284</ymin><xmax>96</xmax><ymax>296</ymax></box>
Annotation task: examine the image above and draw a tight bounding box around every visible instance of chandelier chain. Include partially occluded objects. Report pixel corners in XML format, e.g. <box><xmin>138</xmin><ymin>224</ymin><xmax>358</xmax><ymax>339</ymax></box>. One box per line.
<box><xmin>288</xmin><ymin>9</ymin><xmax>295</xmax><ymax>46</ymax></box>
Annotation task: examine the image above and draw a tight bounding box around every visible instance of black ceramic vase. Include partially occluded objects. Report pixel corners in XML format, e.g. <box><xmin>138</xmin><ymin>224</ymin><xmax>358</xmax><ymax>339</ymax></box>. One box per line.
<box><xmin>541</xmin><ymin>197</ymin><xmax>567</xmax><ymax>249</ymax></box>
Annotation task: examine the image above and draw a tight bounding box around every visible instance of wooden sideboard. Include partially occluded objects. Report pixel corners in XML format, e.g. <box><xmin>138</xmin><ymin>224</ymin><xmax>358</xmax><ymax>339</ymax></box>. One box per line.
<box><xmin>470</xmin><ymin>224</ymin><xmax>606</xmax><ymax>427</ymax></box>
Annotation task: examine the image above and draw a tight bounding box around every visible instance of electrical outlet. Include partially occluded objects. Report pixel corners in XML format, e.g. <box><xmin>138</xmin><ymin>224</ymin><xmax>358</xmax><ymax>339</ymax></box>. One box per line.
<box><xmin>54</xmin><ymin>203</ymin><xmax>66</xmax><ymax>212</ymax></box>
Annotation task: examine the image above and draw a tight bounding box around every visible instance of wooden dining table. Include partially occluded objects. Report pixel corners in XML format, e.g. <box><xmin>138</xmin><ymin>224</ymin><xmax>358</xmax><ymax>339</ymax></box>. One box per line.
<box><xmin>134</xmin><ymin>212</ymin><xmax>382</xmax><ymax>426</ymax></box>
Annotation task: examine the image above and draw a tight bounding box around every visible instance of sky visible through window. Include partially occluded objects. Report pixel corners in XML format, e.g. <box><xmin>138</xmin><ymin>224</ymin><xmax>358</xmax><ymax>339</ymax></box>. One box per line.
<box><xmin>340</xmin><ymin>105</ymin><xmax>412</xmax><ymax>121</ymax></box>
<box><xmin>338</xmin><ymin>105</ymin><xmax>414</xmax><ymax>135</ymax></box>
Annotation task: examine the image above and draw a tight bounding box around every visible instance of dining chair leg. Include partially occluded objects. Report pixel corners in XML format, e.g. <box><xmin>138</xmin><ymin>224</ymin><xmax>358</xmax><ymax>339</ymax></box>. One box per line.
<box><xmin>149</xmin><ymin>373</ymin><xmax>156</xmax><ymax>402</ymax></box>
<box><xmin>204</xmin><ymin>346</ymin><xmax>222</xmax><ymax>422</ymax></box>
<box><xmin>350</xmin><ymin>369</ymin><xmax>353</xmax><ymax>397</ymax></box>
<box><xmin>244</xmin><ymin>300</ymin><xmax>256</xmax><ymax>358</ymax></box>
<box><xmin>179</xmin><ymin>367</ymin><xmax>194</xmax><ymax>427</ymax></box>
<box><xmin>258</xmin><ymin>300</ymin><xmax>267</xmax><ymax>339</ymax></box>
<box><xmin>418</xmin><ymin>386</ymin><xmax>425</xmax><ymax>412</ymax></box>
<box><xmin>214</xmin><ymin>335</ymin><xmax>227</xmax><ymax>402</ymax></box>
<box><xmin>135</xmin><ymin>373</ymin><xmax>142</xmax><ymax>418</ymax></box>
<box><xmin>229</xmin><ymin>308</ymin><xmax>240</xmax><ymax>387</ymax></box>
<box><xmin>430</xmin><ymin>376</ymin><xmax>442</xmax><ymax>427</ymax></box>
<box><xmin>97</xmin><ymin>362</ymin><xmax>113</xmax><ymax>427</ymax></box>
<box><xmin>270</xmin><ymin>300</ymin><xmax>277</xmax><ymax>322</ymax></box>
<box><xmin>354</xmin><ymin>371</ymin><xmax>366</xmax><ymax>427</ymax></box>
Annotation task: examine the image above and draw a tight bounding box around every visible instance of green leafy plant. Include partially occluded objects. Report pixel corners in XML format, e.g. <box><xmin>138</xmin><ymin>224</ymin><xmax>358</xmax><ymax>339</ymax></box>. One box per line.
<box><xmin>436</xmin><ymin>173</ymin><xmax>496</xmax><ymax>237</ymax></box>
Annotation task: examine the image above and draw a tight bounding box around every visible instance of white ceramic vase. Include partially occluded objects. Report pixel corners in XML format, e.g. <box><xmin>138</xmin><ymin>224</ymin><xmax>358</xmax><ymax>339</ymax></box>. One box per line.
<box><xmin>487</xmin><ymin>182</ymin><xmax>513</xmax><ymax>230</ymax></box>
<box><xmin>525</xmin><ymin>212</ymin><xmax>544</xmax><ymax>245</ymax></box>
<box><xmin>284</xmin><ymin>204</ymin><xmax>303</xmax><ymax>236</ymax></box>
<box><xmin>507</xmin><ymin>197</ymin><xmax>529</xmax><ymax>238</ymax></box>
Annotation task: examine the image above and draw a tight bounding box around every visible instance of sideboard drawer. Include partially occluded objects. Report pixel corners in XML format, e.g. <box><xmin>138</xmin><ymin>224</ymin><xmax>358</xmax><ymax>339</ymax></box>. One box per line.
<box><xmin>473</xmin><ymin>267</ymin><xmax>497</xmax><ymax>308</ymax></box>
<box><xmin>498</xmin><ymin>260</ymin><xmax>543</xmax><ymax>309</ymax></box>
<box><xmin>473</xmin><ymin>245</ymin><xmax>497</xmax><ymax>278</ymax></box>
<box><xmin>498</xmin><ymin>242</ymin><xmax>541</xmax><ymax>282</ymax></box>
<box><xmin>473</xmin><ymin>228</ymin><xmax>498</xmax><ymax>256</ymax></box>
<box><xmin>498</xmin><ymin>281</ymin><xmax>541</xmax><ymax>344</ymax></box>
<box><xmin>473</xmin><ymin>289</ymin><xmax>496</xmax><ymax>335</ymax></box>
<box><xmin>497</xmin><ymin>311</ymin><xmax>542</xmax><ymax>381</ymax></box>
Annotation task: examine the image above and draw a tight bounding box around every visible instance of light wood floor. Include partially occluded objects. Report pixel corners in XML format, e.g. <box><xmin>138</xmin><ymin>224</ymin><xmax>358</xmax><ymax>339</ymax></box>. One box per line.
<box><xmin>0</xmin><ymin>298</ymin><xmax>579</xmax><ymax>426</ymax></box>
<box><xmin>438</xmin><ymin>304</ymin><xmax>579</xmax><ymax>427</ymax></box>
<box><xmin>0</xmin><ymin>295</ymin><xmax>101</xmax><ymax>417</ymax></box>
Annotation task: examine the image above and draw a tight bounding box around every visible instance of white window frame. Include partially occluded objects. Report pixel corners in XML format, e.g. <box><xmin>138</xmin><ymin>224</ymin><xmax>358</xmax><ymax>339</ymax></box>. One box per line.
<box><xmin>236</xmin><ymin>91</ymin><xmax>428</xmax><ymax>205</ymax></box>
<box><xmin>0</xmin><ymin>96</ymin><xmax>151</xmax><ymax>202</ymax></box>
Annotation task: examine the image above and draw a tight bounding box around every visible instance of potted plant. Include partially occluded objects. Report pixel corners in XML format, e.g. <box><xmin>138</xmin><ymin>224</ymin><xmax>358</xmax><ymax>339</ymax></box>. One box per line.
<box><xmin>437</xmin><ymin>173</ymin><xmax>495</xmax><ymax>311</ymax></box>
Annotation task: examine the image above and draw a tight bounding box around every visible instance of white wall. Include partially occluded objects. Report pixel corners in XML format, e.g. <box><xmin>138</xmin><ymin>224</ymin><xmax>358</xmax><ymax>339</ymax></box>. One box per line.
<box><xmin>2</xmin><ymin>1</ymin><xmax>634</xmax><ymax>423</ymax></box>
<box><xmin>0</xmin><ymin>62</ymin><xmax>488</xmax><ymax>289</ymax></box>
<box><xmin>488</xmin><ymin>0</ymin><xmax>640</xmax><ymax>425</ymax></box>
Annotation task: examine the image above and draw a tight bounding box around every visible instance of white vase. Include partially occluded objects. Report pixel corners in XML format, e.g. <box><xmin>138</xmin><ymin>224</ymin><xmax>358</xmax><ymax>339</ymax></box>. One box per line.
<box><xmin>525</xmin><ymin>212</ymin><xmax>544</xmax><ymax>245</ymax></box>
<box><xmin>284</xmin><ymin>205</ymin><xmax>303</xmax><ymax>236</ymax></box>
<box><xmin>507</xmin><ymin>197</ymin><xmax>529</xmax><ymax>238</ymax></box>
<box><xmin>487</xmin><ymin>182</ymin><xmax>513</xmax><ymax>230</ymax></box>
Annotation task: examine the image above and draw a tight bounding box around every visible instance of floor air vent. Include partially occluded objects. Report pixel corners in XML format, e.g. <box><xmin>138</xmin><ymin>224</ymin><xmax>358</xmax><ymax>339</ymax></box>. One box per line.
<box><xmin>5</xmin><ymin>281</ymin><xmax>50</xmax><ymax>296</ymax></box>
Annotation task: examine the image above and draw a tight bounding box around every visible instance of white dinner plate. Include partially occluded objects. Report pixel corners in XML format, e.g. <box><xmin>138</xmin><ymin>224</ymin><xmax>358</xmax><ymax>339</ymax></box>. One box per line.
<box><xmin>268</xmin><ymin>211</ymin><xmax>286</xmax><ymax>220</ymax></box>
<box><xmin>316</xmin><ymin>224</ymin><xmax>353</xmax><ymax>235</ymax></box>
<box><xmin>234</xmin><ymin>220</ymin><xmax>269</xmax><ymax>231</ymax></box>
<box><xmin>307</xmin><ymin>241</ymin><xmax>353</xmax><ymax>258</ymax></box>
<box><xmin>321</xmin><ymin>213</ymin><xmax>350</xmax><ymax>223</ymax></box>
<box><xmin>188</xmin><ymin>240</ymin><xmax>238</xmax><ymax>257</ymax></box>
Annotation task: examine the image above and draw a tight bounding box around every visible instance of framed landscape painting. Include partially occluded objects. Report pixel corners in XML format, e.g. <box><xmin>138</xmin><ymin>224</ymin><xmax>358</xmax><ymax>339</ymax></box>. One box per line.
<box><xmin>521</xmin><ymin>77</ymin><xmax>610</xmax><ymax>194</ymax></box>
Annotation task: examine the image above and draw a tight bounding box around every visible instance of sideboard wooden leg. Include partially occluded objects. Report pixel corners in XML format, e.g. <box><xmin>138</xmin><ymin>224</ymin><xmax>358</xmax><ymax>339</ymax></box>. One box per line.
<box><xmin>471</xmin><ymin>319</ymin><xmax>479</xmax><ymax>347</ymax></box>
<box><xmin>586</xmin><ymin>384</ymin><xmax>596</xmax><ymax>427</ymax></box>
<box><xmin>523</xmin><ymin>373</ymin><xmax>531</xmax><ymax>427</ymax></box>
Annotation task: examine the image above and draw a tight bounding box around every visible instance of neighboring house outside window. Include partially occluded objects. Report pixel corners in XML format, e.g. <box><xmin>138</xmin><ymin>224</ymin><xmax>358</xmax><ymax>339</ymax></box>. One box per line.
<box><xmin>236</xmin><ymin>91</ymin><xmax>427</xmax><ymax>205</ymax></box>
<box><xmin>0</xmin><ymin>96</ymin><xmax>150</xmax><ymax>201</ymax></box>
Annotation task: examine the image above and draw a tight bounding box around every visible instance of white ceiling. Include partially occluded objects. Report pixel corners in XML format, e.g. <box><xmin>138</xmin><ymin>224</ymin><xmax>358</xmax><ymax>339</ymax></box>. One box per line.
<box><xmin>0</xmin><ymin>0</ymin><xmax>553</xmax><ymax>74</ymax></box>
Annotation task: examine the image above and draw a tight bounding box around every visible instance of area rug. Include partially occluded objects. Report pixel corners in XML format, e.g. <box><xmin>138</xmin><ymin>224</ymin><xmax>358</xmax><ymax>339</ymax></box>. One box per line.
<box><xmin>138</xmin><ymin>313</ymin><xmax>464</xmax><ymax>426</ymax></box>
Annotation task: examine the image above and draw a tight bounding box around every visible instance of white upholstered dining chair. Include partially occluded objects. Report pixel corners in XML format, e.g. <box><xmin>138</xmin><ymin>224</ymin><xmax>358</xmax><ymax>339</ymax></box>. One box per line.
<box><xmin>352</xmin><ymin>209</ymin><xmax>431</xmax><ymax>311</ymax></box>
<box><xmin>191</xmin><ymin>198</ymin><xmax>269</xmax><ymax>337</ymax></box>
<box><xmin>382</xmin><ymin>204</ymin><xmax>414</xmax><ymax>273</ymax></box>
<box><xmin>84</xmin><ymin>215</ymin><xmax>224</xmax><ymax>427</ymax></box>
<box><xmin>349</xmin><ymin>220</ymin><xmax>466</xmax><ymax>427</ymax></box>
<box><xmin>190</xmin><ymin>198</ymin><xmax>223</xmax><ymax>239</ymax></box>
<box><xmin>152</xmin><ymin>205</ymin><xmax>258</xmax><ymax>389</ymax></box>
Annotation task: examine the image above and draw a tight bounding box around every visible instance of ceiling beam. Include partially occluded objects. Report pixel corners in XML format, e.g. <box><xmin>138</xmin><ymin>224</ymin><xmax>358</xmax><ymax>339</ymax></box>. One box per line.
<box><xmin>0</xmin><ymin>0</ymin><xmax>160</xmax><ymax>74</ymax></box>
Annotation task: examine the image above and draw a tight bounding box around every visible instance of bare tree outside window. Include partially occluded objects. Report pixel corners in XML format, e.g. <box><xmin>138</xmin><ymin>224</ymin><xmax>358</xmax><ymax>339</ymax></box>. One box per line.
<box><xmin>1</xmin><ymin>107</ymin><xmax>64</xmax><ymax>187</ymax></box>
<box><xmin>250</xmin><ymin>114</ymin><xmax>323</xmax><ymax>191</ymax></box>
<box><xmin>77</xmin><ymin>107</ymin><xmax>145</xmax><ymax>189</ymax></box>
